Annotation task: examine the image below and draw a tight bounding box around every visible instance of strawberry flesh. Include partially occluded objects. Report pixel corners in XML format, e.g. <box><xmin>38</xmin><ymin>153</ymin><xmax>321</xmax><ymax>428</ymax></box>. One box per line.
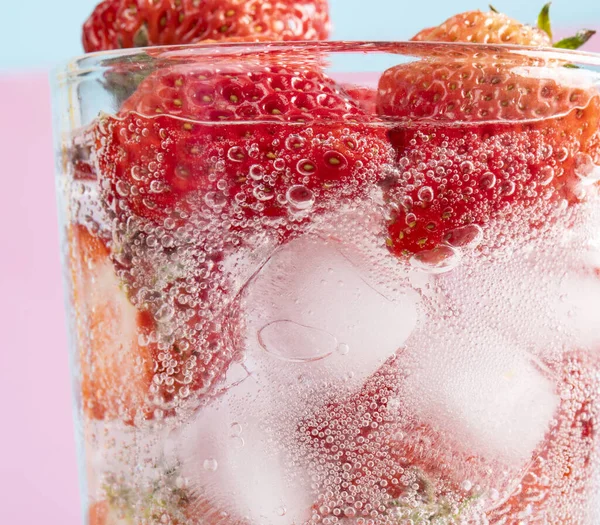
<box><xmin>69</xmin><ymin>224</ymin><xmax>154</xmax><ymax>422</ymax></box>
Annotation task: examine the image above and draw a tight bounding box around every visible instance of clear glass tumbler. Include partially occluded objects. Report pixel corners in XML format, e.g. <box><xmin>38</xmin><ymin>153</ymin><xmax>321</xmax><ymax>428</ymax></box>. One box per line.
<box><xmin>52</xmin><ymin>42</ymin><xmax>600</xmax><ymax>525</ymax></box>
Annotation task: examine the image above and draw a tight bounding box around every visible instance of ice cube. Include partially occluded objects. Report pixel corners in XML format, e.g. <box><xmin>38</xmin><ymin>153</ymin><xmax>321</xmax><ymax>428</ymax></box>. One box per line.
<box><xmin>244</xmin><ymin>235</ymin><xmax>420</xmax><ymax>391</ymax></box>
<box><xmin>166</xmin><ymin>355</ymin><xmax>314</xmax><ymax>525</ymax></box>
<box><xmin>401</xmin><ymin>330</ymin><xmax>559</xmax><ymax>466</ymax></box>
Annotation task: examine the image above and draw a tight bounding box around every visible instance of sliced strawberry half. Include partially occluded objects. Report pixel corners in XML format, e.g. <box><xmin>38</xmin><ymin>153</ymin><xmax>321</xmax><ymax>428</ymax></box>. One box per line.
<box><xmin>70</xmin><ymin>223</ymin><xmax>238</xmax><ymax>422</ymax></box>
<box><xmin>82</xmin><ymin>0</ymin><xmax>331</xmax><ymax>52</ymax></box>
<box><xmin>377</xmin><ymin>55</ymin><xmax>600</xmax><ymax>260</ymax></box>
<box><xmin>70</xmin><ymin>224</ymin><xmax>154</xmax><ymax>422</ymax></box>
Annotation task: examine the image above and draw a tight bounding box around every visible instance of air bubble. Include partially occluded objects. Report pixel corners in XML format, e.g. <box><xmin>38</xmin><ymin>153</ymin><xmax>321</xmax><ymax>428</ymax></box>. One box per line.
<box><xmin>297</xmin><ymin>159</ymin><xmax>317</xmax><ymax>176</ymax></box>
<box><xmin>155</xmin><ymin>304</ymin><xmax>175</xmax><ymax>323</ymax></box>
<box><xmin>417</xmin><ymin>186</ymin><xmax>434</xmax><ymax>203</ymax></box>
<box><xmin>479</xmin><ymin>172</ymin><xmax>496</xmax><ymax>190</ymax></box>
<box><xmin>574</xmin><ymin>153</ymin><xmax>600</xmax><ymax>184</ymax></box>
<box><xmin>227</xmin><ymin>146</ymin><xmax>246</xmax><ymax>162</ymax></box>
<box><xmin>249</xmin><ymin>164</ymin><xmax>265</xmax><ymax>181</ymax></box>
<box><xmin>444</xmin><ymin>224</ymin><xmax>483</xmax><ymax>249</ymax></box>
<box><xmin>285</xmin><ymin>135</ymin><xmax>306</xmax><ymax>151</ymax></box>
<box><xmin>115</xmin><ymin>180</ymin><xmax>130</xmax><ymax>197</ymax></box>
<box><xmin>539</xmin><ymin>166</ymin><xmax>555</xmax><ymax>186</ymax></box>
<box><xmin>286</xmin><ymin>185</ymin><xmax>315</xmax><ymax>211</ymax></box>
<box><xmin>203</xmin><ymin>458</ymin><xmax>218</xmax><ymax>472</ymax></box>
<box><xmin>460</xmin><ymin>161</ymin><xmax>474</xmax><ymax>173</ymax></box>
<box><xmin>500</xmin><ymin>180</ymin><xmax>516</xmax><ymax>196</ymax></box>
<box><xmin>253</xmin><ymin>186</ymin><xmax>275</xmax><ymax>202</ymax></box>
<box><xmin>410</xmin><ymin>245</ymin><xmax>461</xmax><ymax>274</ymax></box>
<box><xmin>337</xmin><ymin>343</ymin><xmax>350</xmax><ymax>355</ymax></box>
<box><xmin>150</xmin><ymin>180</ymin><xmax>165</xmax><ymax>193</ymax></box>
<box><xmin>231</xmin><ymin>436</ymin><xmax>245</xmax><ymax>449</ymax></box>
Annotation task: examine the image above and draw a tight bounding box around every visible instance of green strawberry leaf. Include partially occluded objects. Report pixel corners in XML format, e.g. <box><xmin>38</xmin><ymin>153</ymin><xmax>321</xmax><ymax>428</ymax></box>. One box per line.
<box><xmin>537</xmin><ymin>3</ymin><xmax>553</xmax><ymax>40</ymax></box>
<box><xmin>489</xmin><ymin>4</ymin><xmax>500</xmax><ymax>13</ymax></box>
<box><xmin>554</xmin><ymin>29</ymin><xmax>597</xmax><ymax>49</ymax></box>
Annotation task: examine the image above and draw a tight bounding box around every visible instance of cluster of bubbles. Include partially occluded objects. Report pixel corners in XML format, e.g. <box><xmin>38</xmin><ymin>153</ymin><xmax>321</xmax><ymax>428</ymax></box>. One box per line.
<box><xmin>291</xmin><ymin>357</ymin><xmax>489</xmax><ymax>525</ymax></box>
<box><xmin>98</xmin><ymin>114</ymin><xmax>394</xmax><ymax>237</ymax></box>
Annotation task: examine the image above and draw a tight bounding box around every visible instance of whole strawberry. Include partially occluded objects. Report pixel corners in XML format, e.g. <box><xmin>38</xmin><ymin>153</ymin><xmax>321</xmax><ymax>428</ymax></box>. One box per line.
<box><xmin>82</xmin><ymin>0</ymin><xmax>331</xmax><ymax>52</ymax></box>
<box><xmin>95</xmin><ymin>61</ymin><xmax>393</xmax><ymax>229</ymax></box>
<box><xmin>412</xmin><ymin>4</ymin><xmax>595</xmax><ymax>49</ymax></box>
<box><xmin>377</xmin><ymin>57</ymin><xmax>600</xmax><ymax>260</ymax></box>
<box><xmin>378</xmin><ymin>4</ymin><xmax>600</xmax><ymax>264</ymax></box>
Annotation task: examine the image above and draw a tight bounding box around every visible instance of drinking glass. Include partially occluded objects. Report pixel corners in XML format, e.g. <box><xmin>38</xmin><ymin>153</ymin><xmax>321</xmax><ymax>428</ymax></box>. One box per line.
<box><xmin>52</xmin><ymin>41</ymin><xmax>600</xmax><ymax>525</ymax></box>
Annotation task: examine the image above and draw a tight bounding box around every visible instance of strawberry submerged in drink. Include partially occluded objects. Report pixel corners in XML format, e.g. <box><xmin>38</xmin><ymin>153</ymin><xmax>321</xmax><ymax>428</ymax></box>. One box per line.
<box><xmin>53</xmin><ymin>2</ymin><xmax>600</xmax><ymax>524</ymax></box>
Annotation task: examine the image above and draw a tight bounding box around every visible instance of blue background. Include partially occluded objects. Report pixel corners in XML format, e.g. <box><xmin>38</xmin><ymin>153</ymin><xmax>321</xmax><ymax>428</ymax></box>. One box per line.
<box><xmin>2</xmin><ymin>0</ymin><xmax>600</xmax><ymax>70</ymax></box>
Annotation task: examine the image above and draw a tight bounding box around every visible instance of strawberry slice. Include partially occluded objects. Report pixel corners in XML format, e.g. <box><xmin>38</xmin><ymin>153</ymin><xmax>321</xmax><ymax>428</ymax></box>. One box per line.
<box><xmin>69</xmin><ymin>224</ymin><xmax>154</xmax><ymax>422</ymax></box>
<box><xmin>82</xmin><ymin>0</ymin><xmax>331</xmax><ymax>52</ymax></box>
<box><xmin>95</xmin><ymin>62</ymin><xmax>392</xmax><ymax>229</ymax></box>
<box><xmin>411</xmin><ymin>4</ymin><xmax>596</xmax><ymax>49</ymax></box>
<box><xmin>377</xmin><ymin>54</ymin><xmax>600</xmax><ymax>261</ymax></box>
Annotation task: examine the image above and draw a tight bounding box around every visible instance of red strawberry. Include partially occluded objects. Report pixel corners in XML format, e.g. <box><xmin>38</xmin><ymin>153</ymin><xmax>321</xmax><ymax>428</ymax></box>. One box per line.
<box><xmin>411</xmin><ymin>9</ymin><xmax>550</xmax><ymax>47</ymax></box>
<box><xmin>70</xmin><ymin>222</ymin><xmax>239</xmax><ymax>422</ymax></box>
<box><xmin>82</xmin><ymin>0</ymin><xmax>330</xmax><ymax>52</ymax></box>
<box><xmin>92</xmin><ymin>65</ymin><xmax>391</xmax><ymax>424</ymax></box>
<box><xmin>95</xmin><ymin>62</ymin><xmax>392</xmax><ymax>230</ymax></box>
<box><xmin>376</xmin><ymin>55</ymin><xmax>600</xmax><ymax>261</ymax></box>
<box><xmin>342</xmin><ymin>84</ymin><xmax>378</xmax><ymax>114</ymax></box>
<box><xmin>69</xmin><ymin>224</ymin><xmax>154</xmax><ymax>422</ymax></box>
<box><xmin>411</xmin><ymin>4</ymin><xmax>596</xmax><ymax>50</ymax></box>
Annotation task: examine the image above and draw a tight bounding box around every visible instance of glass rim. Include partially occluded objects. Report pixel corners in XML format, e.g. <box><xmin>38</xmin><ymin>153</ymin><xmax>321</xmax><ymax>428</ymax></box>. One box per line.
<box><xmin>53</xmin><ymin>40</ymin><xmax>600</xmax><ymax>81</ymax></box>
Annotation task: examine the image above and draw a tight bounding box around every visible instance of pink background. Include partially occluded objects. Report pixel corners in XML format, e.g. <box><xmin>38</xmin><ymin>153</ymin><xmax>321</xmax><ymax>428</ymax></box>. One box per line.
<box><xmin>0</xmin><ymin>73</ymin><xmax>80</xmax><ymax>525</ymax></box>
<box><xmin>2</xmin><ymin>37</ymin><xmax>600</xmax><ymax>525</ymax></box>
